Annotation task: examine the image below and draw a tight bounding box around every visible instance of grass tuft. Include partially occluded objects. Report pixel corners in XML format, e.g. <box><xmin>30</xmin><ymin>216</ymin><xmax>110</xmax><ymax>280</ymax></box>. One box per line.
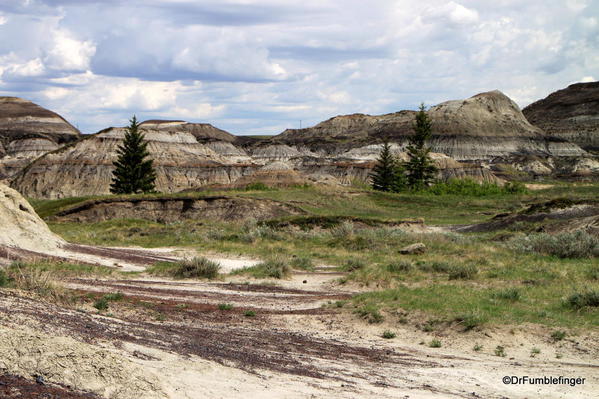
<box><xmin>148</xmin><ymin>257</ymin><xmax>221</xmax><ymax>279</ymax></box>
<box><xmin>233</xmin><ymin>258</ymin><xmax>291</xmax><ymax>279</ymax></box>
<box><xmin>491</xmin><ymin>288</ymin><xmax>522</xmax><ymax>302</ymax></box>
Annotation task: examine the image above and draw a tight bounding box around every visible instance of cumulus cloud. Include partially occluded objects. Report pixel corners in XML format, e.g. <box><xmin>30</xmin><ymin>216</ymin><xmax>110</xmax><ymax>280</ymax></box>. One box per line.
<box><xmin>0</xmin><ymin>0</ymin><xmax>597</xmax><ymax>134</ymax></box>
<box><xmin>44</xmin><ymin>30</ymin><xmax>95</xmax><ymax>71</ymax></box>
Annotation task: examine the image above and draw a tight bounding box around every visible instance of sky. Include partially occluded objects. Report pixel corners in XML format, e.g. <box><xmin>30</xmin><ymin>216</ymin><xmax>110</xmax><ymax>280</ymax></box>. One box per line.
<box><xmin>0</xmin><ymin>0</ymin><xmax>597</xmax><ymax>135</ymax></box>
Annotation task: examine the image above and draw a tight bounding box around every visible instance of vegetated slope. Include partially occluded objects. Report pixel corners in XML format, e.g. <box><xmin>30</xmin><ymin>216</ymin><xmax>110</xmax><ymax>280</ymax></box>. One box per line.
<box><xmin>0</xmin><ymin>97</ymin><xmax>80</xmax><ymax>180</ymax></box>
<box><xmin>523</xmin><ymin>81</ymin><xmax>599</xmax><ymax>152</ymax></box>
<box><xmin>53</xmin><ymin>195</ymin><xmax>305</xmax><ymax>223</ymax></box>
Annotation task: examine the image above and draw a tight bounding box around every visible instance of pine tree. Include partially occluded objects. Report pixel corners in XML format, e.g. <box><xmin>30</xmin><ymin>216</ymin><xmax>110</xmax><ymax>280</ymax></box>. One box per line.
<box><xmin>370</xmin><ymin>142</ymin><xmax>406</xmax><ymax>192</ymax></box>
<box><xmin>405</xmin><ymin>104</ymin><xmax>437</xmax><ymax>190</ymax></box>
<box><xmin>110</xmin><ymin>116</ymin><xmax>157</xmax><ymax>194</ymax></box>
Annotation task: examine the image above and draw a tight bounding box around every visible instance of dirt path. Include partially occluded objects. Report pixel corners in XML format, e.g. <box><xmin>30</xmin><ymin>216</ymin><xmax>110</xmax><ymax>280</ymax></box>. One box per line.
<box><xmin>1</xmin><ymin>270</ymin><xmax>597</xmax><ymax>399</ymax></box>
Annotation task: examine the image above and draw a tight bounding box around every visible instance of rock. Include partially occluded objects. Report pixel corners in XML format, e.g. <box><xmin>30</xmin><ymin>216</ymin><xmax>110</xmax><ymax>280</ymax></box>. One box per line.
<box><xmin>399</xmin><ymin>243</ymin><xmax>426</xmax><ymax>255</ymax></box>
<box><xmin>523</xmin><ymin>81</ymin><xmax>599</xmax><ymax>152</ymax></box>
<box><xmin>0</xmin><ymin>183</ymin><xmax>65</xmax><ymax>253</ymax></box>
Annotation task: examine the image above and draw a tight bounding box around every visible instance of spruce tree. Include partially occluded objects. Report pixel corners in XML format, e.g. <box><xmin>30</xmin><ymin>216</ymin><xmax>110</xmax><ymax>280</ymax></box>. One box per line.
<box><xmin>370</xmin><ymin>142</ymin><xmax>405</xmax><ymax>192</ymax></box>
<box><xmin>405</xmin><ymin>104</ymin><xmax>437</xmax><ymax>190</ymax></box>
<box><xmin>110</xmin><ymin>115</ymin><xmax>157</xmax><ymax>194</ymax></box>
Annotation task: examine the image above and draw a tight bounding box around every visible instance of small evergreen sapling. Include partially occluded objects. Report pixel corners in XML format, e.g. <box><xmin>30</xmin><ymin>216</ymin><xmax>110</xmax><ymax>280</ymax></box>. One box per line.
<box><xmin>370</xmin><ymin>142</ymin><xmax>406</xmax><ymax>192</ymax></box>
<box><xmin>405</xmin><ymin>104</ymin><xmax>437</xmax><ymax>190</ymax></box>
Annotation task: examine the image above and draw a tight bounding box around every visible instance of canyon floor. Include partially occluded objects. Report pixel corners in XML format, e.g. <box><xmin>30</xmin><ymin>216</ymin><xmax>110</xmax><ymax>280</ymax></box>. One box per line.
<box><xmin>1</xmin><ymin>183</ymin><xmax>598</xmax><ymax>398</ymax></box>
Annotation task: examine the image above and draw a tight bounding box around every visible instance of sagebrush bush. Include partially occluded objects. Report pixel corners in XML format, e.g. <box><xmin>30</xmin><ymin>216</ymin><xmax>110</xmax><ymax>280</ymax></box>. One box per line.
<box><xmin>241</xmin><ymin>222</ymin><xmax>284</xmax><ymax>243</ymax></box>
<box><xmin>448</xmin><ymin>264</ymin><xmax>478</xmax><ymax>280</ymax></box>
<box><xmin>330</xmin><ymin>221</ymin><xmax>355</xmax><ymax>239</ymax></box>
<box><xmin>344</xmin><ymin>259</ymin><xmax>366</xmax><ymax>272</ymax></box>
<box><xmin>253</xmin><ymin>259</ymin><xmax>291</xmax><ymax>279</ymax></box>
<box><xmin>508</xmin><ymin>230</ymin><xmax>599</xmax><ymax>259</ymax></box>
<box><xmin>171</xmin><ymin>257</ymin><xmax>221</xmax><ymax>279</ymax></box>
<box><xmin>386</xmin><ymin>260</ymin><xmax>413</xmax><ymax>273</ymax></box>
<box><xmin>290</xmin><ymin>256</ymin><xmax>314</xmax><ymax>270</ymax></box>
<box><xmin>566</xmin><ymin>290</ymin><xmax>599</xmax><ymax>309</ymax></box>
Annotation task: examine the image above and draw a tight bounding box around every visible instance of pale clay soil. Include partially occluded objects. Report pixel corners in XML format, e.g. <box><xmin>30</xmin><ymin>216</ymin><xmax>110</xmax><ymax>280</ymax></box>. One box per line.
<box><xmin>0</xmin><ymin>247</ymin><xmax>597</xmax><ymax>399</ymax></box>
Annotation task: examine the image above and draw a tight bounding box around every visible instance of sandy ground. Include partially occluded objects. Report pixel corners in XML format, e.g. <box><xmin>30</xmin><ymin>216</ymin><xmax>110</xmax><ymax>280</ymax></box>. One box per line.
<box><xmin>1</xmin><ymin>260</ymin><xmax>597</xmax><ymax>399</ymax></box>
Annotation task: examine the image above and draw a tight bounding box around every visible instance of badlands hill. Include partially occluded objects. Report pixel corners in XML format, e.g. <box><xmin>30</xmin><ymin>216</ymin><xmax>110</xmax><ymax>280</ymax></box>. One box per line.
<box><xmin>8</xmin><ymin>86</ymin><xmax>599</xmax><ymax>198</ymax></box>
<box><xmin>12</xmin><ymin>119</ymin><xmax>495</xmax><ymax>199</ymax></box>
<box><xmin>274</xmin><ymin>90</ymin><xmax>584</xmax><ymax>160</ymax></box>
<box><xmin>0</xmin><ymin>97</ymin><xmax>80</xmax><ymax>181</ymax></box>
<box><xmin>523</xmin><ymin>81</ymin><xmax>599</xmax><ymax>152</ymax></box>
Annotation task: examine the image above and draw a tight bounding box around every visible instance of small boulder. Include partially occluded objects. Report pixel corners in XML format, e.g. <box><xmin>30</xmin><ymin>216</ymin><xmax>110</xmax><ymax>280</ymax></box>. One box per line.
<box><xmin>399</xmin><ymin>243</ymin><xmax>426</xmax><ymax>255</ymax></box>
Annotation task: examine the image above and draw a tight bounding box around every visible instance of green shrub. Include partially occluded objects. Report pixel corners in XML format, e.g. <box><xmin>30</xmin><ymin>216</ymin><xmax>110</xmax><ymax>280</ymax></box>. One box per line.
<box><xmin>503</xmin><ymin>181</ymin><xmax>527</xmax><ymax>194</ymax></box>
<box><xmin>566</xmin><ymin>290</ymin><xmax>599</xmax><ymax>309</ymax></box>
<box><xmin>508</xmin><ymin>231</ymin><xmax>599</xmax><ymax>259</ymax></box>
<box><xmin>244</xmin><ymin>310</ymin><xmax>256</xmax><ymax>317</ymax></box>
<box><xmin>454</xmin><ymin>311</ymin><xmax>487</xmax><ymax>331</ymax></box>
<box><xmin>236</xmin><ymin>259</ymin><xmax>291</xmax><ymax>279</ymax></box>
<box><xmin>473</xmin><ymin>344</ymin><xmax>483</xmax><ymax>352</ymax></box>
<box><xmin>0</xmin><ymin>269</ymin><xmax>8</xmax><ymax>287</ymax></box>
<box><xmin>290</xmin><ymin>256</ymin><xmax>314</xmax><ymax>271</ymax></box>
<box><xmin>244</xmin><ymin>182</ymin><xmax>271</xmax><ymax>191</ymax></box>
<box><xmin>386</xmin><ymin>260</ymin><xmax>413</xmax><ymax>273</ymax></box>
<box><xmin>354</xmin><ymin>304</ymin><xmax>384</xmax><ymax>323</ymax></box>
<box><xmin>382</xmin><ymin>330</ymin><xmax>396</xmax><ymax>339</ymax></box>
<box><xmin>550</xmin><ymin>330</ymin><xmax>566</xmax><ymax>341</ymax></box>
<box><xmin>94</xmin><ymin>298</ymin><xmax>109</xmax><ymax>311</ymax></box>
<box><xmin>171</xmin><ymin>257</ymin><xmax>221</xmax><ymax>279</ymax></box>
<box><xmin>218</xmin><ymin>303</ymin><xmax>233</xmax><ymax>311</ymax></box>
<box><xmin>423</xmin><ymin>179</ymin><xmax>527</xmax><ymax>197</ymax></box>
<box><xmin>448</xmin><ymin>264</ymin><xmax>478</xmax><ymax>280</ymax></box>
<box><xmin>494</xmin><ymin>345</ymin><xmax>506</xmax><ymax>357</ymax></box>
<box><xmin>103</xmin><ymin>292</ymin><xmax>124</xmax><ymax>301</ymax></box>
<box><xmin>331</xmin><ymin>221</ymin><xmax>355</xmax><ymax>239</ymax></box>
<box><xmin>344</xmin><ymin>259</ymin><xmax>366</xmax><ymax>272</ymax></box>
<box><xmin>492</xmin><ymin>288</ymin><xmax>521</xmax><ymax>302</ymax></box>
<box><xmin>429</xmin><ymin>339</ymin><xmax>442</xmax><ymax>348</ymax></box>
<box><xmin>586</xmin><ymin>266</ymin><xmax>599</xmax><ymax>280</ymax></box>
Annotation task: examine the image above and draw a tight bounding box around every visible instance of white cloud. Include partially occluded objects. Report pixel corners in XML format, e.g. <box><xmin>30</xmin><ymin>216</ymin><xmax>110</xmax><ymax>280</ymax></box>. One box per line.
<box><xmin>447</xmin><ymin>2</ymin><xmax>479</xmax><ymax>25</ymax></box>
<box><xmin>0</xmin><ymin>0</ymin><xmax>597</xmax><ymax>134</ymax></box>
<box><xmin>44</xmin><ymin>29</ymin><xmax>95</xmax><ymax>71</ymax></box>
<box><xmin>581</xmin><ymin>76</ymin><xmax>595</xmax><ymax>82</ymax></box>
<box><xmin>0</xmin><ymin>55</ymin><xmax>45</xmax><ymax>78</ymax></box>
<box><xmin>171</xmin><ymin>103</ymin><xmax>226</xmax><ymax>119</ymax></box>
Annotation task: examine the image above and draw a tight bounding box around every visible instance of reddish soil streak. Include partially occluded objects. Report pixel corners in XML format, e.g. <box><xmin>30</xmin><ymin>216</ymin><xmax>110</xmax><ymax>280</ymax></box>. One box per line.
<box><xmin>0</xmin><ymin>374</ymin><xmax>101</xmax><ymax>399</ymax></box>
<box><xmin>0</xmin><ymin>290</ymin><xmax>437</xmax><ymax>382</ymax></box>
